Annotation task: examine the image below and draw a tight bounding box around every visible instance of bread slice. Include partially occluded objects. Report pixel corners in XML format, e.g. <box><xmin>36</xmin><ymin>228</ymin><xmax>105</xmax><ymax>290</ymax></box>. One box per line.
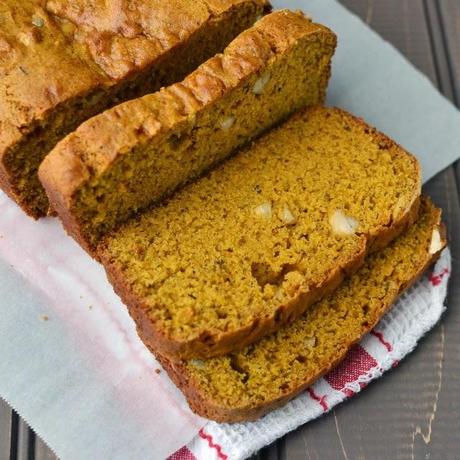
<box><xmin>98</xmin><ymin>107</ymin><xmax>421</xmax><ymax>360</ymax></box>
<box><xmin>0</xmin><ymin>0</ymin><xmax>269</xmax><ymax>218</ymax></box>
<box><xmin>39</xmin><ymin>10</ymin><xmax>337</xmax><ymax>252</ymax></box>
<box><xmin>157</xmin><ymin>198</ymin><xmax>446</xmax><ymax>422</ymax></box>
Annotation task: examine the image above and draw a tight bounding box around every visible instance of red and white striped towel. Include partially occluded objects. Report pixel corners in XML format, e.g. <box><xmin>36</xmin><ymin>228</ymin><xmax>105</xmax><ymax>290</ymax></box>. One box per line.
<box><xmin>169</xmin><ymin>249</ymin><xmax>451</xmax><ymax>460</ymax></box>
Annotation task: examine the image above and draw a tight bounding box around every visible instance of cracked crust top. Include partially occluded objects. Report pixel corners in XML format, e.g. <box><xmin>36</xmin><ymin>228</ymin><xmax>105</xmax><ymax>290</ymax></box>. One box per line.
<box><xmin>0</xmin><ymin>0</ymin><xmax>270</xmax><ymax>154</ymax></box>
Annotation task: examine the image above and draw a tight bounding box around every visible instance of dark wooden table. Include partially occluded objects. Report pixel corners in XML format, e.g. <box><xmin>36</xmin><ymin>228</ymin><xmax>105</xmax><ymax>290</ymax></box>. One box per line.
<box><xmin>1</xmin><ymin>1</ymin><xmax>459</xmax><ymax>459</ymax></box>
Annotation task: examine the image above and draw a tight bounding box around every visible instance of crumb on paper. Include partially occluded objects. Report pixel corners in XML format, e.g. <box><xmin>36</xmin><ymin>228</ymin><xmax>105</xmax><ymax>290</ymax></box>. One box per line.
<box><xmin>88</xmin><ymin>305</ymin><xmax>93</xmax><ymax>310</ymax></box>
<box><xmin>155</xmin><ymin>369</ymin><xmax>161</xmax><ymax>375</ymax></box>
<box><xmin>41</xmin><ymin>315</ymin><xmax>49</xmax><ymax>321</ymax></box>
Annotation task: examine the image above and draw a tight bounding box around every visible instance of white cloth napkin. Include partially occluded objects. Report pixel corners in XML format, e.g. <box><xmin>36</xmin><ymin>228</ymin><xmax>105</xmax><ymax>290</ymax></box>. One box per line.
<box><xmin>0</xmin><ymin>0</ymin><xmax>459</xmax><ymax>459</ymax></box>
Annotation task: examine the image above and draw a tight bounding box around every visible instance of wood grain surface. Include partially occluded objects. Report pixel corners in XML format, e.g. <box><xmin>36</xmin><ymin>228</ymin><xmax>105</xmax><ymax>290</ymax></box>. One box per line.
<box><xmin>1</xmin><ymin>1</ymin><xmax>459</xmax><ymax>459</ymax></box>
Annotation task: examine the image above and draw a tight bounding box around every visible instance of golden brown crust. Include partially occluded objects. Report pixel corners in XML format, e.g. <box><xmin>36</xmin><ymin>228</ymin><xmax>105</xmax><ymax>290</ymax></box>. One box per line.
<box><xmin>156</xmin><ymin>203</ymin><xmax>446</xmax><ymax>423</ymax></box>
<box><xmin>39</xmin><ymin>10</ymin><xmax>336</xmax><ymax>252</ymax></box>
<box><xmin>46</xmin><ymin>0</ymin><xmax>270</xmax><ymax>80</ymax></box>
<box><xmin>1</xmin><ymin>0</ymin><xmax>270</xmax><ymax>217</ymax></box>
<box><xmin>1</xmin><ymin>0</ymin><xmax>269</xmax><ymax>145</ymax></box>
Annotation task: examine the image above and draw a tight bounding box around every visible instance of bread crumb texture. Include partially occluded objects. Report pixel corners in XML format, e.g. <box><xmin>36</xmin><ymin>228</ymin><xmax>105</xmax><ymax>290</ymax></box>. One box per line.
<box><xmin>165</xmin><ymin>198</ymin><xmax>444</xmax><ymax>422</ymax></box>
<box><xmin>101</xmin><ymin>107</ymin><xmax>421</xmax><ymax>359</ymax></box>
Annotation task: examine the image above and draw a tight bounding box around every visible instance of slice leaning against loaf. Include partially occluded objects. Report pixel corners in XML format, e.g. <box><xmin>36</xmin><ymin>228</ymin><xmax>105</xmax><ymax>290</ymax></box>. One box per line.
<box><xmin>98</xmin><ymin>106</ymin><xmax>421</xmax><ymax>360</ymax></box>
<box><xmin>1</xmin><ymin>0</ymin><xmax>269</xmax><ymax>218</ymax></box>
<box><xmin>38</xmin><ymin>10</ymin><xmax>337</xmax><ymax>253</ymax></box>
<box><xmin>157</xmin><ymin>198</ymin><xmax>446</xmax><ymax>423</ymax></box>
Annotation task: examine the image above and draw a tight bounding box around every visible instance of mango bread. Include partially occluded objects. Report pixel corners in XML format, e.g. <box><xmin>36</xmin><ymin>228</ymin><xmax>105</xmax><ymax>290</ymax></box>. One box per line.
<box><xmin>99</xmin><ymin>107</ymin><xmax>421</xmax><ymax>360</ymax></box>
<box><xmin>158</xmin><ymin>198</ymin><xmax>445</xmax><ymax>422</ymax></box>
<box><xmin>39</xmin><ymin>10</ymin><xmax>337</xmax><ymax>252</ymax></box>
<box><xmin>0</xmin><ymin>0</ymin><xmax>269</xmax><ymax>217</ymax></box>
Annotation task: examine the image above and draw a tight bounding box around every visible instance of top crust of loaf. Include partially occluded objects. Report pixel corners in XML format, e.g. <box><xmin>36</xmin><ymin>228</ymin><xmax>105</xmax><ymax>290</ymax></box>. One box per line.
<box><xmin>38</xmin><ymin>10</ymin><xmax>336</xmax><ymax>249</ymax></box>
<box><xmin>0</xmin><ymin>0</ymin><xmax>269</xmax><ymax>156</ymax></box>
<box><xmin>98</xmin><ymin>106</ymin><xmax>421</xmax><ymax>361</ymax></box>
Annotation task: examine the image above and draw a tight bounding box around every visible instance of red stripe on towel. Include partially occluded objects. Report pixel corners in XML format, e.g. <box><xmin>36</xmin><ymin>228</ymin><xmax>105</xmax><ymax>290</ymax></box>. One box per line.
<box><xmin>326</xmin><ymin>345</ymin><xmax>378</xmax><ymax>394</ymax></box>
<box><xmin>429</xmin><ymin>267</ymin><xmax>449</xmax><ymax>286</ymax></box>
<box><xmin>371</xmin><ymin>330</ymin><xmax>393</xmax><ymax>352</ymax></box>
<box><xmin>199</xmin><ymin>428</ymin><xmax>228</xmax><ymax>460</ymax></box>
<box><xmin>168</xmin><ymin>446</ymin><xmax>197</xmax><ymax>460</ymax></box>
<box><xmin>307</xmin><ymin>387</ymin><xmax>328</xmax><ymax>411</ymax></box>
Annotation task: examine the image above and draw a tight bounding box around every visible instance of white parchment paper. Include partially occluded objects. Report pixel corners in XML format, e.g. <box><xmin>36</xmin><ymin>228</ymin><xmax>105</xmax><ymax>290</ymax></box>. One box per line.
<box><xmin>0</xmin><ymin>0</ymin><xmax>459</xmax><ymax>458</ymax></box>
<box><xmin>0</xmin><ymin>198</ymin><xmax>205</xmax><ymax>459</ymax></box>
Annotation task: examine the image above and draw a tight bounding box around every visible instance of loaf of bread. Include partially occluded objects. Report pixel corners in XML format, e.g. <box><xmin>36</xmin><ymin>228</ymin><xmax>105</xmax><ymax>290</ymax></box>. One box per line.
<box><xmin>157</xmin><ymin>198</ymin><xmax>445</xmax><ymax>422</ymax></box>
<box><xmin>0</xmin><ymin>0</ymin><xmax>269</xmax><ymax>218</ymax></box>
<box><xmin>98</xmin><ymin>107</ymin><xmax>421</xmax><ymax>361</ymax></box>
<box><xmin>39</xmin><ymin>10</ymin><xmax>337</xmax><ymax>252</ymax></box>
